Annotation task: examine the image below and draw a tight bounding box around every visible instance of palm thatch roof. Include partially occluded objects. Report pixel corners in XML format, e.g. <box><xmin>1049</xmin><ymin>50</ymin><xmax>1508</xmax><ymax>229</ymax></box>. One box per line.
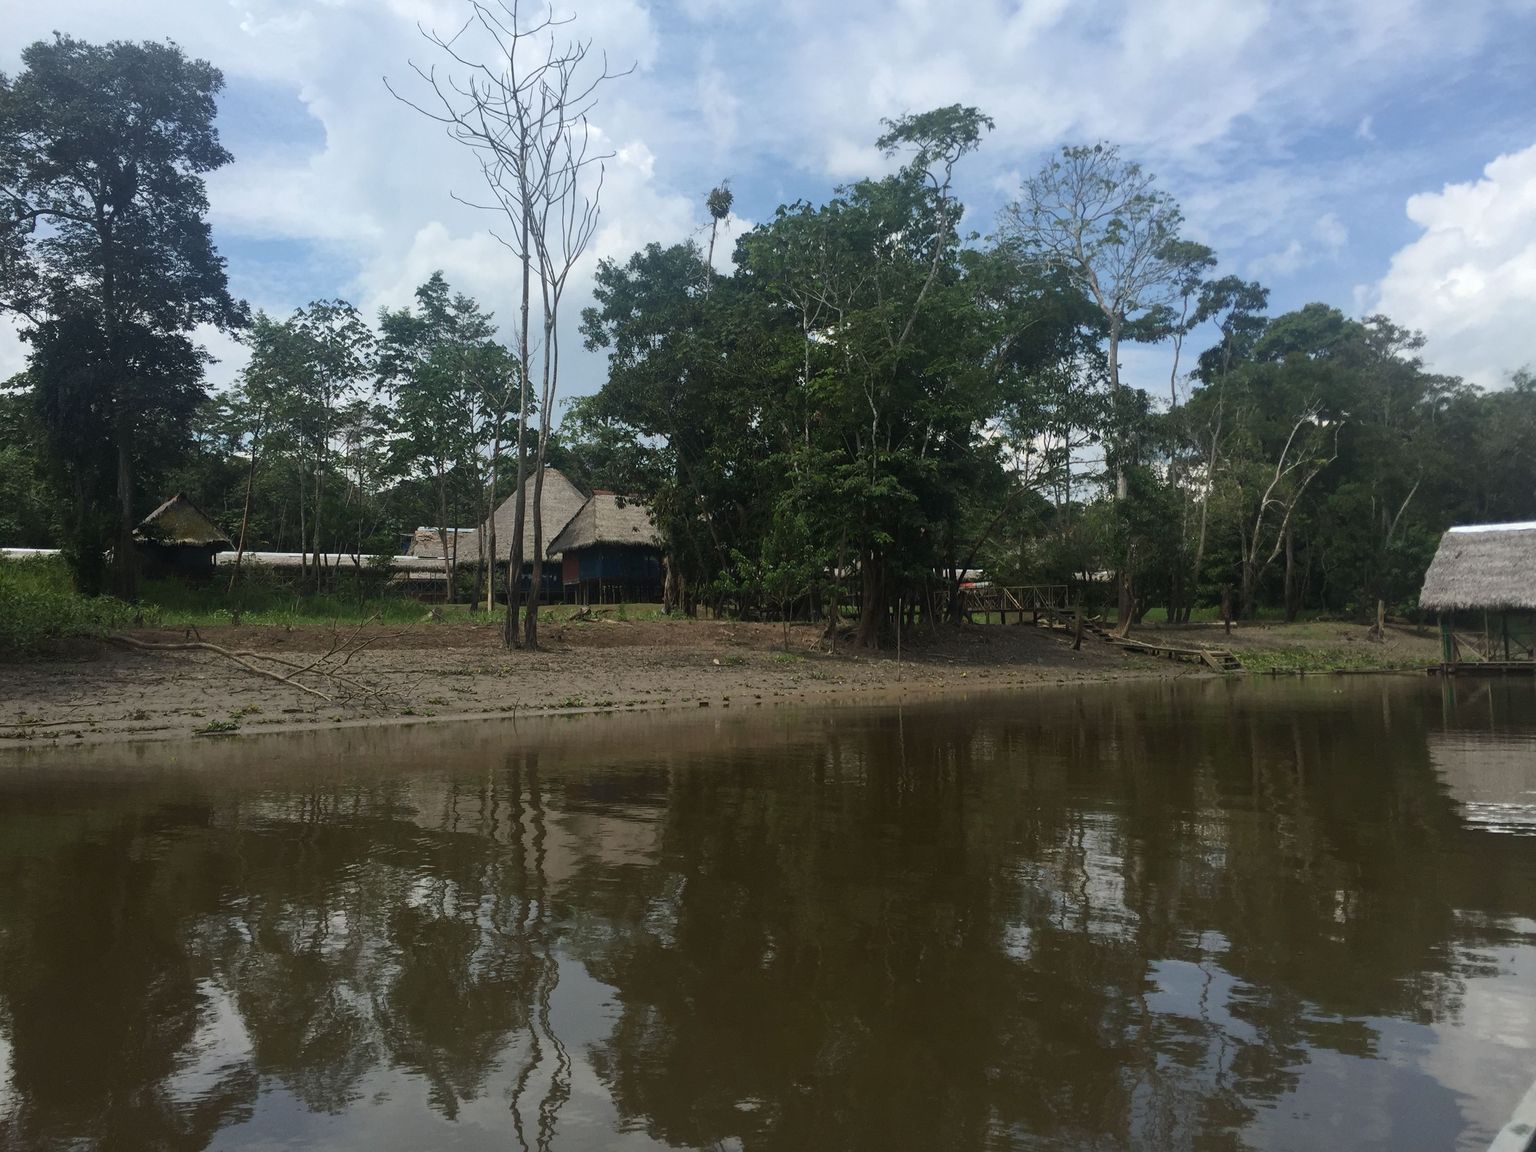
<box><xmin>1419</xmin><ymin>523</ymin><xmax>1536</xmax><ymax>612</ymax></box>
<box><xmin>133</xmin><ymin>494</ymin><xmax>232</xmax><ymax>549</ymax></box>
<box><xmin>546</xmin><ymin>492</ymin><xmax>663</xmax><ymax>557</ymax></box>
<box><xmin>405</xmin><ymin>526</ymin><xmax>482</xmax><ymax>562</ymax></box>
<box><xmin>483</xmin><ymin>466</ymin><xmax>588</xmax><ymax>562</ymax></box>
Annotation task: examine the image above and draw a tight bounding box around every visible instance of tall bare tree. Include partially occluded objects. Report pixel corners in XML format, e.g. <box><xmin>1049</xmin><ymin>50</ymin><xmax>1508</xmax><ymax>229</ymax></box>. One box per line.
<box><xmin>388</xmin><ymin>0</ymin><xmax>626</xmax><ymax>648</ymax></box>
<box><xmin>523</xmin><ymin>68</ymin><xmax>607</xmax><ymax>646</ymax></box>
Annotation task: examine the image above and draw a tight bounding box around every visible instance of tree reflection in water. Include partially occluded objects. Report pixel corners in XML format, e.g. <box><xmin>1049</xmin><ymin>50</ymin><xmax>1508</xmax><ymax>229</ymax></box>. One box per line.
<box><xmin>0</xmin><ymin>679</ymin><xmax>1533</xmax><ymax>1151</ymax></box>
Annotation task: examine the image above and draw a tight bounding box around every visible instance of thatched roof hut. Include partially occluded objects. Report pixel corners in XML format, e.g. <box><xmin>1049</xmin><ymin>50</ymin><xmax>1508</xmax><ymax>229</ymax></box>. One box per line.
<box><xmin>546</xmin><ymin>492</ymin><xmax>663</xmax><ymax>557</ymax></box>
<box><xmin>1419</xmin><ymin>523</ymin><xmax>1536</xmax><ymax>612</ymax></box>
<box><xmin>134</xmin><ymin>493</ymin><xmax>233</xmax><ymax>549</ymax></box>
<box><xmin>405</xmin><ymin>526</ymin><xmax>482</xmax><ymax>562</ymax></box>
<box><xmin>483</xmin><ymin>466</ymin><xmax>588</xmax><ymax>563</ymax></box>
<box><xmin>548</xmin><ymin>492</ymin><xmax>664</xmax><ymax>602</ymax></box>
<box><xmin>133</xmin><ymin>494</ymin><xmax>232</xmax><ymax>577</ymax></box>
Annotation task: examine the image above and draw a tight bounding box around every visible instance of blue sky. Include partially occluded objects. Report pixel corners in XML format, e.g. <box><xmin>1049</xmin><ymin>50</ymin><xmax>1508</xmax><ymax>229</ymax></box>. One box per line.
<box><xmin>3</xmin><ymin>0</ymin><xmax>1535</xmax><ymax>399</ymax></box>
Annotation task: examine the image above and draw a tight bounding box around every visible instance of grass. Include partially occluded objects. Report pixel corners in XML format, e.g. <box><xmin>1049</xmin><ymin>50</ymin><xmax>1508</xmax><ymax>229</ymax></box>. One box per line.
<box><xmin>0</xmin><ymin>558</ymin><xmax>143</xmax><ymax>650</ymax></box>
<box><xmin>0</xmin><ymin>557</ymin><xmax>493</xmax><ymax>650</ymax></box>
<box><xmin>1237</xmin><ymin>646</ymin><xmax>1428</xmax><ymax>673</ymax></box>
<box><xmin>146</xmin><ymin>574</ymin><xmax>459</xmax><ymax>628</ymax></box>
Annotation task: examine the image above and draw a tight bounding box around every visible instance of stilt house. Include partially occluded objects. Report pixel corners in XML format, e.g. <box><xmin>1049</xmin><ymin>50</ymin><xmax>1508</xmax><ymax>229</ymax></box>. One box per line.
<box><xmin>1419</xmin><ymin>522</ymin><xmax>1536</xmax><ymax>671</ymax></box>
<box><xmin>547</xmin><ymin>491</ymin><xmax>664</xmax><ymax>603</ymax></box>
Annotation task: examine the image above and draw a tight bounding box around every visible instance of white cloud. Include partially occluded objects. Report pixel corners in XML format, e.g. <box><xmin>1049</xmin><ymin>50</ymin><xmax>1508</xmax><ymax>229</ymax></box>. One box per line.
<box><xmin>1357</xmin><ymin>114</ymin><xmax>1376</xmax><ymax>140</ymax></box>
<box><xmin>0</xmin><ymin>0</ymin><xmax>1531</xmax><ymax>398</ymax></box>
<box><xmin>1245</xmin><ymin>212</ymin><xmax>1349</xmax><ymax>280</ymax></box>
<box><xmin>1314</xmin><ymin>211</ymin><xmax>1349</xmax><ymax>254</ymax></box>
<box><xmin>1249</xmin><ymin>239</ymin><xmax>1307</xmax><ymax>279</ymax></box>
<box><xmin>1371</xmin><ymin>142</ymin><xmax>1536</xmax><ymax>386</ymax></box>
<box><xmin>0</xmin><ymin>0</ymin><xmax>687</xmax><ymax>397</ymax></box>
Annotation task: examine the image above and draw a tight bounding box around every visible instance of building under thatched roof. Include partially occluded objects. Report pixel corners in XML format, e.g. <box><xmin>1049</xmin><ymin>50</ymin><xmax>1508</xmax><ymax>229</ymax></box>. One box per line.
<box><xmin>135</xmin><ymin>494</ymin><xmax>232</xmax><ymax>549</ymax></box>
<box><xmin>548</xmin><ymin>492</ymin><xmax>664</xmax><ymax>602</ymax></box>
<box><xmin>133</xmin><ymin>494</ymin><xmax>233</xmax><ymax>578</ymax></box>
<box><xmin>1419</xmin><ymin>523</ymin><xmax>1536</xmax><ymax>612</ymax></box>
<box><xmin>546</xmin><ymin>491</ymin><xmax>663</xmax><ymax>557</ymax></box>
<box><xmin>483</xmin><ymin>466</ymin><xmax>588</xmax><ymax>564</ymax></box>
<box><xmin>405</xmin><ymin>526</ymin><xmax>482</xmax><ymax>563</ymax></box>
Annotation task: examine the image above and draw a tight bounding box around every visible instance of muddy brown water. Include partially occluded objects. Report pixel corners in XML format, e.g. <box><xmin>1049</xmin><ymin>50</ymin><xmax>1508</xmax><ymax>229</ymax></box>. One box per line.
<box><xmin>1</xmin><ymin>678</ymin><xmax>1534</xmax><ymax>1151</ymax></box>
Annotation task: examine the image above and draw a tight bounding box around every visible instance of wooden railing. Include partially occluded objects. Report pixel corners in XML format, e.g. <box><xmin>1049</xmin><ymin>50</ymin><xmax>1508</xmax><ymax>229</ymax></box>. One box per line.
<box><xmin>958</xmin><ymin>584</ymin><xmax>1071</xmax><ymax>623</ymax></box>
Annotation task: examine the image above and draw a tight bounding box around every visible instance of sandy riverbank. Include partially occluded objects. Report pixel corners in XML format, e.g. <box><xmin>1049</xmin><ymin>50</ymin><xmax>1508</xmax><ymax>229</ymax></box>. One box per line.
<box><xmin>1</xmin><ymin>615</ymin><xmax>1447</xmax><ymax>749</ymax></box>
<box><xmin>0</xmin><ymin>616</ymin><xmax>1210</xmax><ymax>748</ymax></box>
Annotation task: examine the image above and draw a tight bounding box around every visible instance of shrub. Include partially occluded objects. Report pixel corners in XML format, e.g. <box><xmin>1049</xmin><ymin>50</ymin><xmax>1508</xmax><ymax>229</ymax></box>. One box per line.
<box><xmin>0</xmin><ymin>557</ymin><xmax>143</xmax><ymax>650</ymax></box>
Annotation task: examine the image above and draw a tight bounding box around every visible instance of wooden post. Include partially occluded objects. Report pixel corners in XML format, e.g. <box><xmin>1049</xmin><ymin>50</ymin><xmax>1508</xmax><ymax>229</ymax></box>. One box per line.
<box><xmin>1073</xmin><ymin>598</ymin><xmax>1084</xmax><ymax>651</ymax></box>
<box><xmin>1440</xmin><ymin>615</ymin><xmax>1454</xmax><ymax>670</ymax></box>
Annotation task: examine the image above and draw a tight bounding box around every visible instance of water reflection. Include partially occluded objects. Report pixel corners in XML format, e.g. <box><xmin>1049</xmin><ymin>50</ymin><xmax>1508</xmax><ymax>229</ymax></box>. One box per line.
<box><xmin>0</xmin><ymin>679</ymin><xmax>1534</xmax><ymax>1151</ymax></box>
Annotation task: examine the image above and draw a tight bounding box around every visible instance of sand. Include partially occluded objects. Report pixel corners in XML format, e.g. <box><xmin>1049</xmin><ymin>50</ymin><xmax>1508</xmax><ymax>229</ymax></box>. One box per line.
<box><xmin>0</xmin><ymin>616</ymin><xmax>1201</xmax><ymax>748</ymax></box>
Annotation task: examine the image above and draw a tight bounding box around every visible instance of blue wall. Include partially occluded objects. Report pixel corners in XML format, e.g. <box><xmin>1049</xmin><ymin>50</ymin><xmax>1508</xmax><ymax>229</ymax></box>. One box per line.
<box><xmin>575</xmin><ymin>545</ymin><xmax>662</xmax><ymax>583</ymax></box>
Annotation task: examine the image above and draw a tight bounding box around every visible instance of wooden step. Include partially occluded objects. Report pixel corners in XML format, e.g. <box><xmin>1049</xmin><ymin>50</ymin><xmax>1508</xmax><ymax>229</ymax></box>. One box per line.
<box><xmin>1201</xmin><ymin>649</ymin><xmax>1245</xmax><ymax>673</ymax></box>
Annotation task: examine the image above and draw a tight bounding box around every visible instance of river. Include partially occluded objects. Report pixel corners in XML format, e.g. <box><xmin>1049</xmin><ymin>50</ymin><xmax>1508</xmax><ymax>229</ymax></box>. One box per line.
<box><xmin>1</xmin><ymin>677</ymin><xmax>1533</xmax><ymax>1151</ymax></box>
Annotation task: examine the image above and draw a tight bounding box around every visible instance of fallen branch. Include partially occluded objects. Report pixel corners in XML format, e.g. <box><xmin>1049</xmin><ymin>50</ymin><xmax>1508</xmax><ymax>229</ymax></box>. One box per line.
<box><xmin>110</xmin><ymin>635</ymin><xmax>332</xmax><ymax>701</ymax></box>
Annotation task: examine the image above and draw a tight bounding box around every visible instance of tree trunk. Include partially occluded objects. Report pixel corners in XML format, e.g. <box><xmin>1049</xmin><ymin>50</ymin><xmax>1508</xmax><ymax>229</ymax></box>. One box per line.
<box><xmin>503</xmin><ymin>195</ymin><xmax>534</xmax><ymax>650</ymax></box>
<box><xmin>1189</xmin><ymin>408</ymin><xmax>1222</xmax><ymax>623</ymax></box>
<box><xmin>1240</xmin><ymin>555</ymin><xmax>1257</xmax><ymax>620</ymax></box>
<box><xmin>297</xmin><ymin>472</ymin><xmax>308</xmax><ymax>587</ymax></box>
<box><xmin>228</xmin><ymin>421</ymin><xmax>261</xmax><ymax>597</ymax></box>
<box><xmin>311</xmin><ymin>457</ymin><xmax>326</xmax><ymax>593</ymax></box>
<box><xmin>111</xmin><ymin>417</ymin><xmax>138</xmax><ymax>600</ymax></box>
<box><xmin>853</xmin><ymin>553</ymin><xmax>885</xmax><ymax>649</ymax></box>
<box><xmin>1283</xmin><ymin>522</ymin><xmax>1298</xmax><ymax>623</ymax></box>
<box><xmin>437</xmin><ymin>467</ymin><xmax>455</xmax><ymax>605</ymax></box>
<box><xmin>524</xmin><ymin>461</ymin><xmax>547</xmax><ymax>649</ymax></box>
<box><xmin>484</xmin><ymin>429</ymin><xmax>501</xmax><ymax>614</ymax></box>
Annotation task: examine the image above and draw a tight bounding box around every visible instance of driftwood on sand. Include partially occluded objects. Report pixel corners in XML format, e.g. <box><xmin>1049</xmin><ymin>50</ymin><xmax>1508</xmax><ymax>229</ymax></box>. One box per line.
<box><xmin>109</xmin><ymin>618</ymin><xmax>399</xmax><ymax>705</ymax></box>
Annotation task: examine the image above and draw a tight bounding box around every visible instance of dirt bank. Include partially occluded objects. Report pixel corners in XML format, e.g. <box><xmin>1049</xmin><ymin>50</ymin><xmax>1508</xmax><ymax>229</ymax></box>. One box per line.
<box><xmin>1</xmin><ymin>616</ymin><xmax>1198</xmax><ymax>748</ymax></box>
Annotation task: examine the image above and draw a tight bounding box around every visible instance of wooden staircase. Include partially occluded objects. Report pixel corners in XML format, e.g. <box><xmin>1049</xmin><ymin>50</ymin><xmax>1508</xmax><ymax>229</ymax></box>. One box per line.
<box><xmin>1200</xmin><ymin>649</ymin><xmax>1245</xmax><ymax>673</ymax></box>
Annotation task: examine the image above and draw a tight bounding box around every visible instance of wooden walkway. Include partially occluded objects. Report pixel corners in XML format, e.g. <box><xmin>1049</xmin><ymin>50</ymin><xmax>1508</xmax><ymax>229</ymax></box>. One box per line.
<box><xmin>1118</xmin><ymin>636</ymin><xmax>1245</xmax><ymax>672</ymax></box>
<box><xmin>963</xmin><ymin>586</ymin><xmax>1248</xmax><ymax>674</ymax></box>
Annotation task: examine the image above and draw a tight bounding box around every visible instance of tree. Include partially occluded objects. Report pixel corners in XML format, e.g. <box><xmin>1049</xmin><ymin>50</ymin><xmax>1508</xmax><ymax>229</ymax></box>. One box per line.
<box><xmin>228</xmin><ymin>303</ymin><xmax>374</xmax><ymax>590</ymax></box>
<box><xmin>0</xmin><ymin>34</ymin><xmax>247</xmax><ymax>596</ymax></box>
<box><xmin>751</xmin><ymin>105</ymin><xmax>995</xmax><ymax>646</ymax></box>
<box><xmin>0</xmin><ymin>378</ymin><xmax>61</xmax><ymax>548</ymax></box>
<box><xmin>1000</xmin><ymin>144</ymin><xmax>1192</xmax><ymax>621</ymax></box>
<box><xmin>1182</xmin><ymin>276</ymin><xmax>1269</xmax><ymax>618</ymax></box>
<box><xmin>379</xmin><ymin>272</ymin><xmax>516</xmax><ymax>603</ymax></box>
<box><xmin>389</xmin><ymin>0</ymin><xmax>627</xmax><ymax>649</ymax></box>
<box><xmin>1186</xmin><ymin>305</ymin><xmax>1351</xmax><ymax>617</ymax></box>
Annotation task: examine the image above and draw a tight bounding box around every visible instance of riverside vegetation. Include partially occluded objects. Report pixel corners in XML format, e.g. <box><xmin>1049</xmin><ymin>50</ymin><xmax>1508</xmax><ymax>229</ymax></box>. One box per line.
<box><xmin>1</xmin><ymin>23</ymin><xmax>1533</xmax><ymax>657</ymax></box>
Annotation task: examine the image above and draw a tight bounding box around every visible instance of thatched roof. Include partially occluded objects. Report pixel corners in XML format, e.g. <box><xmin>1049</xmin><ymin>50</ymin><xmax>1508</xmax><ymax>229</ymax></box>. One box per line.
<box><xmin>405</xmin><ymin>526</ymin><xmax>482</xmax><ymax>561</ymax></box>
<box><xmin>546</xmin><ymin>492</ymin><xmax>663</xmax><ymax>557</ymax></box>
<box><xmin>483</xmin><ymin>466</ymin><xmax>588</xmax><ymax>562</ymax></box>
<box><xmin>1419</xmin><ymin>523</ymin><xmax>1536</xmax><ymax>611</ymax></box>
<box><xmin>133</xmin><ymin>494</ymin><xmax>232</xmax><ymax>549</ymax></box>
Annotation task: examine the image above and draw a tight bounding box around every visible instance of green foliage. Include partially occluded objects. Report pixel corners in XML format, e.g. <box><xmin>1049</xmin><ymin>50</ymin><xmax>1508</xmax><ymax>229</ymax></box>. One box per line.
<box><xmin>140</xmin><ymin>568</ymin><xmax>439</xmax><ymax>628</ymax></box>
<box><xmin>1</xmin><ymin>34</ymin><xmax>248</xmax><ymax>596</ymax></box>
<box><xmin>3</xmin><ymin>72</ymin><xmax>1533</xmax><ymax>637</ymax></box>
<box><xmin>0</xmin><ymin>557</ymin><xmax>142</xmax><ymax>649</ymax></box>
